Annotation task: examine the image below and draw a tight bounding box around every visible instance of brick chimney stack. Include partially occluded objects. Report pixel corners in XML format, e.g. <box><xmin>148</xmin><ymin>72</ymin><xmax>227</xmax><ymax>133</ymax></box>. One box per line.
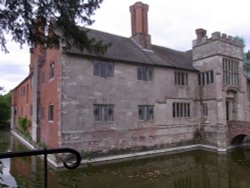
<box><xmin>29</xmin><ymin>17</ymin><xmax>46</xmax><ymax>72</ymax></box>
<box><xmin>130</xmin><ymin>2</ymin><xmax>151</xmax><ymax>49</ymax></box>
<box><xmin>195</xmin><ymin>28</ymin><xmax>207</xmax><ymax>42</ymax></box>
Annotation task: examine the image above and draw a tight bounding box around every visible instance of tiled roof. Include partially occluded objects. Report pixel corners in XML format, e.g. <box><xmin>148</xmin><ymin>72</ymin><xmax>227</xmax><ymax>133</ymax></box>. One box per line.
<box><xmin>65</xmin><ymin>29</ymin><xmax>197</xmax><ymax>71</ymax></box>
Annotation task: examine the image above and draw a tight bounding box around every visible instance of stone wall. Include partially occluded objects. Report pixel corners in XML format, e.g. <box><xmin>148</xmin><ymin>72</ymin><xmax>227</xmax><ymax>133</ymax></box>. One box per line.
<box><xmin>192</xmin><ymin>30</ymin><xmax>248</xmax><ymax>150</ymax></box>
<box><xmin>59</xmin><ymin>54</ymin><xmax>200</xmax><ymax>155</ymax></box>
<box><xmin>193</xmin><ymin>32</ymin><xmax>243</xmax><ymax>61</ymax></box>
<box><xmin>11</xmin><ymin>76</ymin><xmax>33</xmax><ymax>131</ymax></box>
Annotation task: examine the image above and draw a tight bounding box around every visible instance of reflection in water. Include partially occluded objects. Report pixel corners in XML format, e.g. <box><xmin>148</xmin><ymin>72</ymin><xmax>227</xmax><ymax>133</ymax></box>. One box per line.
<box><xmin>0</xmin><ymin>159</ymin><xmax>17</xmax><ymax>187</ymax></box>
<box><xmin>0</xmin><ymin>131</ymin><xmax>17</xmax><ymax>187</ymax></box>
<box><xmin>1</xmin><ymin>130</ymin><xmax>250</xmax><ymax>188</ymax></box>
<box><xmin>55</xmin><ymin>149</ymin><xmax>250</xmax><ymax>188</ymax></box>
<box><xmin>0</xmin><ymin>131</ymin><xmax>44</xmax><ymax>188</ymax></box>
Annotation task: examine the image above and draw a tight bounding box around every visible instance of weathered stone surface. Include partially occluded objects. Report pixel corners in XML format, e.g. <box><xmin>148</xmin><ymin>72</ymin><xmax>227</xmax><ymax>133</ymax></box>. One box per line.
<box><xmin>11</xmin><ymin>2</ymin><xmax>250</xmax><ymax>161</ymax></box>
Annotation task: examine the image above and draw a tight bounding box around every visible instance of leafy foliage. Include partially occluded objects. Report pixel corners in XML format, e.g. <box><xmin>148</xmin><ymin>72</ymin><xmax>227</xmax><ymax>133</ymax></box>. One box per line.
<box><xmin>18</xmin><ymin>116</ymin><xmax>28</xmax><ymax>131</ymax></box>
<box><xmin>0</xmin><ymin>0</ymin><xmax>109</xmax><ymax>54</ymax></box>
<box><xmin>234</xmin><ymin>36</ymin><xmax>250</xmax><ymax>76</ymax></box>
<box><xmin>234</xmin><ymin>36</ymin><xmax>245</xmax><ymax>45</ymax></box>
<box><xmin>17</xmin><ymin>116</ymin><xmax>31</xmax><ymax>140</ymax></box>
<box><xmin>234</xmin><ymin>36</ymin><xmax>247</xmax><ymax>63</ymax></box>
<box><xmin>0</xmin><ymin>92</ymin><xmax>11</xmax><ymax>123</ymax></box>
<box><xmin>0</xmin><ymin>87</ymin><xmax>5</xmax><ymax>96</ymax></box>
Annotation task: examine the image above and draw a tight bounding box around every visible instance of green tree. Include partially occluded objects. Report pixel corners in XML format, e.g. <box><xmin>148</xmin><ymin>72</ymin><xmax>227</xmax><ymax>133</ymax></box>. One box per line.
<box><xmin>0</xmin><ymin>0</ymin><xmax>109</xmax><ymax>53</ymax></box>
<box><xmin>0</xmin><ymin>86</ymin><xmax>4</xmax><ymax>93</ymax></box>
<box><xmin>0</xmin><ymin>92</ymin><xmax>11</xmax><ymax>123</ymax></box>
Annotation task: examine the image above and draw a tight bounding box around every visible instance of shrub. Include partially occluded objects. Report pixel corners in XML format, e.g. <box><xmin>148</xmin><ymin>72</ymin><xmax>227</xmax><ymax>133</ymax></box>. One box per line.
<box><xmin>0</xmin><ymin>92</ymin><xmax>11</xmax><ymax>123</ymax></box>
<box><xmin>18</xmin><ymin>116</ymin><xmax>28</xmax><ymax>131</ymax></box>
<box><xmin>17</xmin><ymin>116</ymin><xmax>31</xmax><ymax>141</ymax></box>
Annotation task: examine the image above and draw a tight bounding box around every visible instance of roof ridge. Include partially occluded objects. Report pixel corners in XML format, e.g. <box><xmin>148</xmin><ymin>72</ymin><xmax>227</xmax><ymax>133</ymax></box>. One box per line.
<box><xmin>82</xmin><ymin>27</ymin><xmax>130</xmax><ymax>40</ymax></box>
<box><xmin>152</xmin><ymin>44</ymin><xmax>191</xmax><ymax>54</ymax></box>
<box><xmin>66</xmin><ymin>27</ymin><xmax>196</xmax><ymax>71</ymax></box>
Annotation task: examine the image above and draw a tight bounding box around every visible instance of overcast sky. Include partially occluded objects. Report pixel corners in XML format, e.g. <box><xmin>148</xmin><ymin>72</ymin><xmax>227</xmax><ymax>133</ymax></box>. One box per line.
<box><xmin>1</xmin><ymin>0</ymin><xmax>250</xmax><ymax>93</ymax></box>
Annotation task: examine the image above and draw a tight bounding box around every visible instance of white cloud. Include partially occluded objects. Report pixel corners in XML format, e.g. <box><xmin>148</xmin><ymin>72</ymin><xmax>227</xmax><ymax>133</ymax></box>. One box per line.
<box><xmin>90</xmin><ymin>0</ymin><xmax>250</xmax><ymax>50</ymax></box>
<box><xmin>0</xmin><ymin>42</ymin><xmax>29</xmax><ymax>92</ymax></box>
<box><xmin>1</xmin><ymin>0</ymin><xmax>250</xmax><ymax>92</ymax></box>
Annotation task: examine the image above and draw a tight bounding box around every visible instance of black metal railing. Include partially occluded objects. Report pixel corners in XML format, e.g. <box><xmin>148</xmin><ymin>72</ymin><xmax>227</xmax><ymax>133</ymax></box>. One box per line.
<box><xmin>0</xmin><ymin>148</ymin><xmax>82</xmax><ymax>188</ymax></box>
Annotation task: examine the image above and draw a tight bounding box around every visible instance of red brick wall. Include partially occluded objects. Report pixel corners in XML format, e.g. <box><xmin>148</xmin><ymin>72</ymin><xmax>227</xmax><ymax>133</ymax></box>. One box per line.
<box><xmin>130</xmin><ymin>2</ymin><xmax>149</xmax><ymax>36</ymax></box>
<box><xmin>227</xmin><ymin>120</ymin><xmax>250</xmax><ymax>144</ymax></box>
<box><xmin>39</xmin><ymin>47</ymin><xmax>60</xmax><ymax>148</ymax></box>
<box><xmin>12</xmin><ymin>44</ymin><xmax>61</xmax><ymax>149</ymax></box>
<box><xmin>12</xmin><ymin>76</ymin><xmax>33</xmax><ymax>133</ymax></box>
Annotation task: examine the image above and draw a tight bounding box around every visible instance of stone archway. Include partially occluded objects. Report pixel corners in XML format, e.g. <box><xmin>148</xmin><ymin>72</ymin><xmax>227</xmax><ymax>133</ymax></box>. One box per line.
<box><xmin>228</xmin><ymin>121</ymin><xmax>250</xmax><ymax>147</ymax></box>
<box><xmin>231</xmin><ymin>134</ymin><xmax>247</xmax><ymax>146</ymax></box>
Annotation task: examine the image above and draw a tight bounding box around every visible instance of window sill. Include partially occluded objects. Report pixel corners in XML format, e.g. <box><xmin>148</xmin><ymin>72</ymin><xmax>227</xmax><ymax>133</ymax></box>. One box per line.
<box><xmin>138</xmin><ymin>120</ymin><xmax>154</xmax><ymax>122</ymax></box>
<box><xmin>223</xmin><ymin>84</ymin><xmax>240</xmax><ymax>87</ymax></box>
<box><xmin>175</xmin><ymin>85</ymin><xmax>188</xmax><ymax>87</ymax></box>
<box><xmin>49</xmin><ymin>78</ymin><xmax>55</xmax><ymax>82</ymax></box>
<box><xmin>94</xmin><ymin>121</ymin><xmax>114</xmax><ymax>124</ymax></box>
<box><xmin>198</xmin><ymin>83</ymin><xmax>214</xmax><ymax>86</ymax></box>
<box><xmin>173</xmin><ymin>117</ymin><xmax>191</xmax><ymax>119</ymax></box>
<box><xmin>137</xmin><ymin>80</ymin><xmax>153</xmax><ymax>82</ymax></box>
<box><xmin>94</xmin><ymin>75</ymin><xmax>114</xmax><ymax>79</ymax></box>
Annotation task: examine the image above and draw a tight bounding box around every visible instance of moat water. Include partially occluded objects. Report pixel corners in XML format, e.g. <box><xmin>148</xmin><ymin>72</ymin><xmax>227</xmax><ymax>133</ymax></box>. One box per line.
<box><xmin>1</xmin><ymin>130</ymin><xmax>250</xmax><ymax>188</ymax></box>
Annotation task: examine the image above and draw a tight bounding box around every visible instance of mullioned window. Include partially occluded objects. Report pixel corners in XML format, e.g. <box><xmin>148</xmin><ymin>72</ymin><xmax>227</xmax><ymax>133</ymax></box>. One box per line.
<box><xmin>137</xmin><ymin>66</ymin><xmax>153</xmax><ymax>81</ymax></box>
<box><xmin>138</xmin><ymin>105</ymin><xmax>154</xmax><ymax>120</ymax></box>
<box><xmin>173</xmin><ymin>102</ymin><xmax>190</xmax><ymax>118</ymax></box>
<box><xmin>175</xmin><ymin>72</ymin><xmax>188</xmax><ymax>85</ymax></box>
<box><xmin>223</xmin><ymin>57</ymin><xmax>239</xmax><ymax>85</ymax></box>
<box><xmin>94</xmin><ymin>104</ymin><xmax>114</xmax><ymax>121</ymax></box>
<box><xmin>93</xmin><ymin>61</ymin><xmax>114</xmax><ymax>78</ymax></box>
<box><xmin>198</xmin><ymin>70</ymin><xmax>214</xmax><ymax>85</ymax></box>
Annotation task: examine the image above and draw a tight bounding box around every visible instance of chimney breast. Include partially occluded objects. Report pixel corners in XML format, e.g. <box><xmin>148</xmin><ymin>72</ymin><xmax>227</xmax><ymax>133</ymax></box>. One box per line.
<box><xmin>195</xmin><ymin>28</ymin><xmax>207</xmax><ymax>41</ymax></box>
<box><xmin>130</xmin><ymin>2</ymin><xmax>148</xmax><ymax>36</ymax></box>
<box><xmin>130</xmin><ymin>2</ymin><xmax>151</xmax><ymax>49</ymax></box>
<box><xmin>29</xmin><ymin>17</ymin><xmax>46</xmax><ymax>73</ymax></box>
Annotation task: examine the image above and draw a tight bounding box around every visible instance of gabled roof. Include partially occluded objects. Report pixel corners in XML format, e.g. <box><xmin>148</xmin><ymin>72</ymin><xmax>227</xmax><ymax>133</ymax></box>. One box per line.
<box><xmin>65</xmin><ymin>28</ymin><xmax>197</xmax><ymax>71</ymax></box>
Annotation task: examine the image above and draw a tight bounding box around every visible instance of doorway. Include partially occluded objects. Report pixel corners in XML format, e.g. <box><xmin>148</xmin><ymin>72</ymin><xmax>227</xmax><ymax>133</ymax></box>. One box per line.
<box><xmin>226</xmin><ymin>98</ymin><xmax>236</xmax><ymax>121</ymax></box>
<box><xmin>226</xmin><ymin>100</ymin><xmax>229</xmax><ymax>120</ymax></box>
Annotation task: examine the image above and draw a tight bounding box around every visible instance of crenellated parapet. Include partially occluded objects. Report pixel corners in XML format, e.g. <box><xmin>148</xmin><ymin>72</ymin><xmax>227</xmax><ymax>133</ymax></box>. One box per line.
<box><xmin>193</xmin><ymin>31</ymin><xmax>244</xmax><ymax>48</ymax></box>
<box><xmin>192</xmin><ymin>29</ymin><xmax>244</xmax><ymax>61</ymax></box>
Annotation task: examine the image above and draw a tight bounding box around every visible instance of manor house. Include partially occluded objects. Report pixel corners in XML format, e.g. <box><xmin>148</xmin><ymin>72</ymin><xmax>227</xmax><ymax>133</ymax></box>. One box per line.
<box><xmin>11</xmin><ymin>2</ymin><xmax>250</xmax><ymax>162</ymax></box>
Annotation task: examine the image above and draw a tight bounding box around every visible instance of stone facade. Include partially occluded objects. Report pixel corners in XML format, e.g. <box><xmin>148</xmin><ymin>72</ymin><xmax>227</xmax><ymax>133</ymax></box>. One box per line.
<box><xmin>11</xmin><ymin>1</ymin><xmax>250</xmax><ymax>162</ymax></box>
<box><xmin>59</xmin><ymin>55</ymin><xmax>199</xmax><ymax>155</ymax></box>
<box><xmin>193</xmin><ymin>31</ymin><xmax>248</xmax><ymax>150</ymax></box>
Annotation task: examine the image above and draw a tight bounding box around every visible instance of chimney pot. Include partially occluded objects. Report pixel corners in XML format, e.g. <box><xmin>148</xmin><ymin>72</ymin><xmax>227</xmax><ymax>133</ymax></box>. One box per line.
<box><xmin>195</xmin><ymin>28</ymin><xmax>207</xmax><ymax>41</ymax></box>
